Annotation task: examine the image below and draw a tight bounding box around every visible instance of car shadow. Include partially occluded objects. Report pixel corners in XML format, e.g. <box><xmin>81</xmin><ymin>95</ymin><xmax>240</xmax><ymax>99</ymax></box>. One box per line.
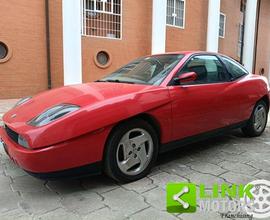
<box><xmin>74</xmin><ymin>129</ymin><xmax>245</xmax><ymax>187</ymax></box>
<box><xmin>156</xmin><ymin>128</ymin><xmax>245</xmax><ymax>166</ymax></box>
<box><xmin>42</xmin><ymin>128</ymin><xmax>263</xmax><ymax>195</ymax></box>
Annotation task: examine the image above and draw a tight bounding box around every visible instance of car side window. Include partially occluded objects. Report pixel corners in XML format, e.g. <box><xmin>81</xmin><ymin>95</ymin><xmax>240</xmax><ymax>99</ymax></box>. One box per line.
<box><xmin>178</xmin><ymin>55</ymin><xmax>228</xmax><ymax>84</ymax></box>
<box><xmin>220</xmin><ymin>56</ymin><xmax>248</xmax><ymax>80</ymax></box>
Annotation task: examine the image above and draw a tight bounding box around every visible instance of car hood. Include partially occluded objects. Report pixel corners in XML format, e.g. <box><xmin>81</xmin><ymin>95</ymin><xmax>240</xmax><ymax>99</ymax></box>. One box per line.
<box><xmin>3</xmin><ymin>82</ymin><xmax>170</xmax><ymax>148</ymax></box>
<box><xmin>4</xmin><ymin>82</ymin><xmax>156</xmax><ymax>124</ymax></box>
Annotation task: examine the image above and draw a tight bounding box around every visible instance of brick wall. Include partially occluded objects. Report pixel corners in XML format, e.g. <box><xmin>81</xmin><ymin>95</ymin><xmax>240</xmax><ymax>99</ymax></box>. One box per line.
<box><xmin>0</xmin><ymin>0</ymin><xmax>270</xmax><ymax>99</ymax></box>
<box><xmin>0</xmin><ymin>0</ymin><xmax>48</xmax><ymax>99</ymax></box>
<box><xmin>49</xmin><ymin>0</ymin><xmax>64</xmax><ymax>88</ymax></box>
<box><xmin>219</xmin><ymin>0</ymin><xmax>242</xmax><ymax>60</ymax></box>
<box><xmin>82</xmin><ymin>0</ymin><xmax>153</xmax><ymax>82</ymax></box>
<box><xmin>166</xmin><ymin>0</ymin><xmax>208</xmax><ymax>52</ymax></box>
<box><xmin>255</xmin><ymin>0</ymin><xmax>270</xmax><ymax>80</ymax></box>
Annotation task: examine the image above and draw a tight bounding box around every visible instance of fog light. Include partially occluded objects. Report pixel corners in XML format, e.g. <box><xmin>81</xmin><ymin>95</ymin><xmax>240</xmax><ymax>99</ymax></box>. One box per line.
<box><xmin>18</xmin><ymin>135</ymin><xmax>29</xmax><ymax>149</ymax></box>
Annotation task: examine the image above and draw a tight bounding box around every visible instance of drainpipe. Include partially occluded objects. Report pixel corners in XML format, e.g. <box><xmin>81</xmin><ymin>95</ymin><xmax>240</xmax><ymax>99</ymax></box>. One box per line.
<box><xmin>240</xmin><ymin>3</ymin><xmax>246</xmax><ymax>64</ymax></box>
<box><xmin>45</xmin><ymin>0</ymin><xmax>52</xmax><ymax>89</ymax></box>
<box><xmin>253</xmin><ymin>0</ymin><xmax>261</xmax><ymax>74</ymax></box>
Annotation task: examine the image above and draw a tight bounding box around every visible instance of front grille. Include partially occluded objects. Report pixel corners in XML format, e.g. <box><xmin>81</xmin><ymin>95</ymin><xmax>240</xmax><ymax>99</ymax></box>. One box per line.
<box><xmin>4</xmin><ymin>125</ymin><xmax>19</xmax><ymax>144</ymax></box>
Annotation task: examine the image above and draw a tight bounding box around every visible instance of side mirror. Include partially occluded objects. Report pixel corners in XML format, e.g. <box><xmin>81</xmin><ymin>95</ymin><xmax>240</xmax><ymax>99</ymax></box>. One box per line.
<box><xmin>173</xmin><ymin>72</ymin><xmax>197</xmax><ymax>85</ymax></box>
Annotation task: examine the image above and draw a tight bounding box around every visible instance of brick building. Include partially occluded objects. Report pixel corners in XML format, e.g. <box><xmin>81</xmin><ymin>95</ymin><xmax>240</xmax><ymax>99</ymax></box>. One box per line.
<box><xmin>0</xmin><ymin>0</ymin><xmax>269</xmax><ymax>99</ymax></box>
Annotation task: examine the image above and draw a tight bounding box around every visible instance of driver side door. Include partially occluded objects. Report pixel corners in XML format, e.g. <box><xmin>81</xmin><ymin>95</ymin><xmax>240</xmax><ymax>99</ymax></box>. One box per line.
<box><xmin>168</xmin><ymin>54</ymin><xmax>232</xmax><ymax>141</ymax></box>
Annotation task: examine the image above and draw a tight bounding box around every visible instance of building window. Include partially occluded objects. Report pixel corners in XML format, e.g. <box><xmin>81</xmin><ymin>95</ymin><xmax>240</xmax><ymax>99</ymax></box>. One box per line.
<box><xmin>82</xmin><ymin>0</ymin><xmax>122</xmax><ymax>39</ymax></box>
<box><xmin>0</xmin><ymin>42</ymin><xmax>8</xmax><ymax>60</ymax></box>
<box><xmin>167</xmin><ymin>0</ymin><xmax>185</xmax><ymax>28</ymax></box>
<box><xmin>219</xmin><ymin>13</ymin><xmax>226</xmax><ymax>38</ymax></box>
<box><xmin>0</xmin><ymin>41</ymin><xmax>12</xmax><ymax>63</ymax></box>
<box><xmin>94</xmin><ymin>50</ymin><xmax>112</xmax><ymax>68</ymax></box>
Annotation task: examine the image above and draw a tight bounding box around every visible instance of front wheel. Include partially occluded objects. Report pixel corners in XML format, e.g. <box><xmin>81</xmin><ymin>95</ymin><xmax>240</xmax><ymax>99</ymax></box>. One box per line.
<box><xmin>242</xmin><ymin>100</ymin><xmax>268</xmax><ymax>137</ymax></box>
<box><xmin>104</xmin><ymin>119</ymin><xmax>159</xmax><ymax>182</ymax></box>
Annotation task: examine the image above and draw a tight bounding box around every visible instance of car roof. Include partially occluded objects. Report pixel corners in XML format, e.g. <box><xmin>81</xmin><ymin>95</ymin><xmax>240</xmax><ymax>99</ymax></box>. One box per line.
<box><xmin>151</xmin><ymin>51</ymin><xmax>220</xmax><ymax>56</ymax></box>
<box><xmin>149</xmin><ymin>51</ymin><xmax>248</xmax><ymax>71</ymax></box>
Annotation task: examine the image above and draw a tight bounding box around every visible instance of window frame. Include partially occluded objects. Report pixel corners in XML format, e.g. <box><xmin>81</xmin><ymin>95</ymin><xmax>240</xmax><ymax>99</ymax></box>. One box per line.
<box><xmin>219</xmin><ymin>13</ymin><xmax>226</xmax><ymax>38</ymax></box>
<box><xmin>81</xmin><ymin>0</ymin><xmax>123</xmax><ymax>40</ymax></box>
<box><xmin>166</xmin><ymin>0</ymin><xmax>186</xmax><ymax>29</ymax></box>
<box><xmin>168</xmin><ymin>54</ymin><xmax>231</xmax><ymax>86</ymax></box>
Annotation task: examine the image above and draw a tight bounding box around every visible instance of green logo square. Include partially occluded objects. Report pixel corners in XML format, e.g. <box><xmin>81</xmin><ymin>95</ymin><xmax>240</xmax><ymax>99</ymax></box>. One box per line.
<box><xmin>166</xmin><ymin>183</ymin><xmax>197</xmax><ymax>213</ymax></box>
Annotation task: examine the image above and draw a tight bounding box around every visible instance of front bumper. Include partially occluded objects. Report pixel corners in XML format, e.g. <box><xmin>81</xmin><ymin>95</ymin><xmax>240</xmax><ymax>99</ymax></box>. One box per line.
<box><xmin>0</xmin><ymin>126</ymin><xmax>111</xmax><ymax>178</ymax></box>
<box><xmin>26</xmin><ymin>162</ymin><xmax>102</xmax><ymax>180</ymax></box>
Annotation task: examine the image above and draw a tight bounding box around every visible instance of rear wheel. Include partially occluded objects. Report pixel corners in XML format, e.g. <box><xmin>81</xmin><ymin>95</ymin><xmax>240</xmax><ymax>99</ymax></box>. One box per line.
<box><xmin>104</xmin><ymin>119</ymin><xmax>159</xmax><ymax>182</ymax></box>
<box><xmin>242</xmin><ymin>100</ymin><xmax>268</xmax><ymax>137</ymax></box>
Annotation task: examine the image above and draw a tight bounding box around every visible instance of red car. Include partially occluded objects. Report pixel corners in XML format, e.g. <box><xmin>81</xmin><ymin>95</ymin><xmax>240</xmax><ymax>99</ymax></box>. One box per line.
<box><xmin>0</xmin><ymin>51</ymin><xmax>269</xmax><ymax>182</ymax></box>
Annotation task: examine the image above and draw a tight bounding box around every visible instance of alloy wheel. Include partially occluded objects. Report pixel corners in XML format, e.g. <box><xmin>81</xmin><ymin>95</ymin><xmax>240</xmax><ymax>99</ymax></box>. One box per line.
<box><xmin>116</xmin><ymin>128</ymin><xmax>154</xmax><ymax>176</ymax></box>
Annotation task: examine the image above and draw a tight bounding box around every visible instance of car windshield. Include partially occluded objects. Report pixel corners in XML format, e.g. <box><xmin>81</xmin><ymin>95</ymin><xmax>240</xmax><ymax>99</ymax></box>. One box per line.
<box><xmin>98</xmin><ymin>54</ymin><xmax>184</xmax><ymax>85</ymax></box>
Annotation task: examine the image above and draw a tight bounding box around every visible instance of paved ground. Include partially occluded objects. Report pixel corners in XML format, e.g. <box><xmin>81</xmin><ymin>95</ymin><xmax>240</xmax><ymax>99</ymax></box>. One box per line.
<box><xmin>0</xmin><ymin>99</ymin><xmax>269</xmax><ymax>220</ymax></box>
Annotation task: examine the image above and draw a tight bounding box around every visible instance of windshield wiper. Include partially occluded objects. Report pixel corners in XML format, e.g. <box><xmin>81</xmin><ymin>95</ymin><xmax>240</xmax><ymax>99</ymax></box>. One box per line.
<box><xmin>95</xmin><ymin>79</ymin><xmax>135</xmax><ymax>84</ymax></box>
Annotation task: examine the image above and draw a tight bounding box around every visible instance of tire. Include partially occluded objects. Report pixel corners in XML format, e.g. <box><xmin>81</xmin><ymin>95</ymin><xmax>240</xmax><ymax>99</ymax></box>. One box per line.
<box><xmin>242</xmin><ymin>100</ymin><xmax>268</xmax><ymax>137</ymax></box>
<box><xmin>104</xmin><ymin>119</ymin><xmax>159</xmax><ymax>183</ymax></box>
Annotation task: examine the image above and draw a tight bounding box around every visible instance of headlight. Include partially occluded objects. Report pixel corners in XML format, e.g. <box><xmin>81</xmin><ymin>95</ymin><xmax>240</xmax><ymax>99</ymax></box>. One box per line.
<box><xmin>28</xmin><ymin>104</ymin><xmax>80</xmax><ymax>127</ymax></box>
<box><xmin>18</xmin><ymin>135</ymin><xmax>29</xmax><ymax>149</ymax></box>
<box><xmin>14</xmin><ymin>96</ymin><xmax>32</xmax><ymax>107</ymax></box>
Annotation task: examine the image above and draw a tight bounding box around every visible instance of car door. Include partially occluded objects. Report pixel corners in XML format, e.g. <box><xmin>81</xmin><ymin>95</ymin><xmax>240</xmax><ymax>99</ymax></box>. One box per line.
<box><xmin>218</xmin><ymin>55</ymin><xmax>253</xmax><ymax>124</ymax></box>
<box><xmin>168</xmin><ymin>54</ymin><xmax>234</xmax><ymax>141</ymax></box>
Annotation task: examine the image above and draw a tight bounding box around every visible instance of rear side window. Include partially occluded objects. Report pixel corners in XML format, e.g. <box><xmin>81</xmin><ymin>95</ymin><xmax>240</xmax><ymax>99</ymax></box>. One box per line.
<box><xmin>221</xmin><ymin>56</ymin><xmax>248</xmax><ymax>80</ymax></box>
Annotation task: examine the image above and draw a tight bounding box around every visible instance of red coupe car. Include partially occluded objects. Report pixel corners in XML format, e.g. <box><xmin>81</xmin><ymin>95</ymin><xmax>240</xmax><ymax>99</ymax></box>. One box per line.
<box><xmin>0</xmin><ymin>51</ymin><xmax>269</xmax><ymax>182</ymax></box>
